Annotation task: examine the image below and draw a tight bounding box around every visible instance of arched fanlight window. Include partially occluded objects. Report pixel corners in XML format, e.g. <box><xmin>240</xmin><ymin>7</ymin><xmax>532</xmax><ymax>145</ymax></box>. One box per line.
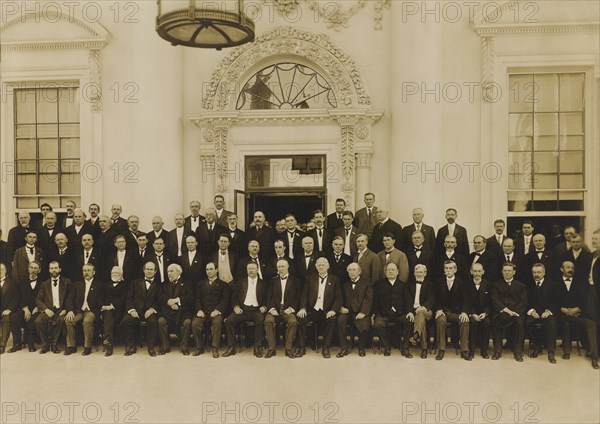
<box><xmin>236</xmin><ymin>62</ymin><xmax>337</xmax><ymax>110</ymax></box>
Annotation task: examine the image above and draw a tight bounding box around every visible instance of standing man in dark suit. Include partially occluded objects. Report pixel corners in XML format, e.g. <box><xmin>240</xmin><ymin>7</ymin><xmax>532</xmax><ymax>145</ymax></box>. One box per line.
<box><xmin>210</xmin><ymin>234</ymin><xmax>237</xmax><ymax>284</ymax></box>
<box><xmin>0</xmin><ymin>232</ymin><xmax>6</xmax><ymax>272</ymax></box>
<box><xmin>132</xmin><ymin>233</ymin><xmax>152</xmax><ymax>279</ymax></box>
<box><xmin>157</xmin><ymin>264</ymin><xmax>194</xmax><ymax>355</ymax></box>
<box><xmin>104</xmin><ymin>234</ymin><xmax>137</xmax><ymax>283</ymax></box>
<box><xmin>32</xmin><ymin>203</ymin><xmax>53</xmax><ymax>231</ymax></box>
<box><xmin>490</xmin><ymin>262</ymin><xmax>527</xmax><ymax>362</ymax></box>
<box><xmin>64</xmin><ymin>209</ymin><xmax>93</xmax><ymax>250</ymax></box>
<box><xmin>378</xmin><ymin>233</ymin><xmax>409</xmax><ymax>283</ymax></box>
<box><xmin>335</xmin><ymin>211</ymin><xmax>359</xmax><ymax>257</ymax></box>
<box><xmin>525</xmin><ymin>263</ymin><xmax>558</xmax><ymax>363</ymax></box>
<box><xmin>147</xmin><ymin>216</ymin><xmax>169</xmax><ymax>248</ymax></box>
<box><xmin>60</xmin><ymin>200</ymin><xmax>76</xmax><ymax>229</ymax></box>
<box><xmin>308</xmin><ymin>210</ymin><xmax>333</xmax><ymax>255</ymax></box>
<box><xmin>406</xmin><ymin>264</ymin><xmax>435</xmax><ymax>359</ymax></box>
<box><xmin>326</xmin><ymin>198</ymin><xmax>346</xmax><ymax>231</ymax></box>
<box><xmin>222</xmin><ymin>262</ymin><xmax>268</xmax><ymax>358</ymax></box>
<box><xmin>122</xmin><ymin>215</ymin><xmax>142</xmax><ymax>252</ymax></box>
<box><xmin>17</xmin><ymin>261</ymin><xmax>43</xmax><ymax>352</ymax></box>
<box><xmin>296</xmin><ymin>257</ymin><xmax>342</xmax><ymax>358</ymax></box>
<box><xmin>214</xmin><ymin>195</ymin><xmax>234</xmax><ymax>227</ymax></box>
<box><xmin>486</xmin><ymin>219</ymin><xmax>507</xmax><ymax>258</ymax></box>
<box><xmin>168</xmin><ymin>214</ymin><xmax>190</xmax><ymax>260</ymax></box>
<box><xmin>435</xmin><ymin>208</ymin><xmax>469</xmax><ymax>257</ymax></box>
<box><xmin>369</xmin><ymin>206</ymin><xmax>403</xmax><ymax>254</ymax></box>
<box><xmin>436</xmin><ymin>235</ymin><xmax>469</xmax><ymax>280</ymax></box>
<box><xmin>514</xmin><ymin>220</ymin><xmax>535</xmax><ymax>258</ymax></box>
<box><xmin>195</xmin><ymin>208</ymin><xmax>226</xmax><ymax>261</ymax></box>
<box><xmin>555</xmin><ymin>260</ymin><xmax>598</xmax><ymax>369</ymax></box>
<box><xmin>499</xmin><ymin>238</ymin><xmax>526</xmax><ymax>282</ymax></box>
<box><xmin>180</xmin><ymin>235</ymin><xmax>205</xmax><ymax>284</ymax></box>
<box><xmin>120</xmin><ymin>261</ymin><xmax>162</xmax><ymax>356</ymax></box>
<box><xmin>524</xmin><ymin>234</ymin><xmax>553</xmax><ymax>283</ymax></box>
<box><xmin>6</xmin><ymin>211</ymin><xmax>31</xmax><ymax>269</ymax></box>
<box><xmin>465</xmin><ymin>263</ymin><xmax>492</xmax><ymax>359</ymax></box>
<box><xmin>560</xmin><ymin>234</ymin><xmax>593</xmax><ymax>284</ymax></box>
<box><xmin>64</xmin><ymin>263</ymin><xmax>104</xmax><ymax>356</ymax></box>
<box><xmin>35</xmin><ymin>211</ymin><xmax>62</xmax><ymax>253</ymax></box>
<box><xmin>470</xmin><ymin>235</ymin><xmax>499</xmax><ymax>283</ymax></box>
<box><xmin>86</xmin><ymin>203</ymin><xmax>101</xmax><ymax>241</ymax></box>
<box><xmin>96</xmin><ymin>215</ymin><xmax>116</xmax><ymax>262</ymax></box>
<box><xmin>282</xmin><ymin>214</ymin><xmax>304</xmax><ymax>260</ymax></box>
<box><xmin>225</xmin><ymin>214</ymin><xmax>246</xmax><ymax>260</ymax></box>
<box><xmin>294</xmin><ymin>237</ymin><xmax>319</xmax><ymax>285</ymax></box>
<box><xmin>46</xmin><ymin>233</ymin><xmax>75</xmax><ymax>280</ymax></box>
<box><xmin>553</xmin><ymin>226</ymin><xmax>577</xmax><ymax>257</ymax></box>
<box><xmin>355</xmin><ymin>234</ymin><xmax>382</xmax><ymax>286</ymax></box>
<box><xmin>184</xmin><ymin>200</ymin><xmax>205</xmax><ymax>234</ymax></box>
<box><xmin>101</xmin><ymin>266</ymin><xmax>128</xmax><ymax>357</ymax></box>
<box><xmin>434</xmin><ymin>260</ymin><xmax>471</xmax><ymax>361</ymax></box>
<box><xmin>109</xmin><ymin>204</ymin><xmax>128</xmax><ymax>236</ymax></box>
<box><xmin>264</xmin><ymin>259</ymin><xmax>300</xmax><ymax>358</ymax></box>
<box><xmin>246</xmin><ymin>211</ymin><xmax>276</xmax><ymax>263</ymax></box>
<box><xmin>337</xmin><ymin>262</ymin><xmax>372</xmax><ymax>357</ymax></box>
<box><xmin>353</xmin><ymin>192</ymin><xmax>378</xmax><ymax>239</ymax></box>
<box><xmin>236</xmin><ymin>240</ymin><xmax>269</xmax><ymax>280</ymax></box>
<box><xmin>11</xmin><ymin>231</ymin><xmax>45</xmax><ymax>283</ymax></box>
<box><xmin>402</xmin><ymin>208</ymin><xmax>435</xmax><ymax>252</ymax></box>
<box><xmin>405</xmin><ymin>231</ymin><xmax>436</xmax><ymax>278</ymax></box>
<box><xmin>147</xmin><ymin>237</ymin><xmax>172</xmax><ymax>284</ymax></box>
<box><xmin>326</xmin><ymin>237</ymin><xmax>352</xmax><ymax>282</ymax></box>
<box><xmin>0</xmin><ymin>263</ymin><xmax>22</xmax><ymax>353</ymax></box>
<box><xmin>73</xmin><ymin>233</ymin><xmax>101</xmax><ymax>281</ymax></box>
<box><xmin>35</xmin><ymin>261</ymin><xmax>70</xmax><ymax>354</ymax></box>
<box><xmin>191</xmin><ymin>262</ymin><xmax>229</xmax><ymax>358</ymax></box>
<box><xmin>266</xmin><ymin>240</ymin><xmax>294</xmax><ymax>280</ymax></box>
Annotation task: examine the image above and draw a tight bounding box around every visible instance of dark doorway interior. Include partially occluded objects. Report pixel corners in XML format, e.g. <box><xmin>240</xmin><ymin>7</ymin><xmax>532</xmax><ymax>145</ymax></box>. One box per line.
<box><xmin>249</xmin><ymin>193</ymin><xmax>324</xmax><ymax>225</ymax></box>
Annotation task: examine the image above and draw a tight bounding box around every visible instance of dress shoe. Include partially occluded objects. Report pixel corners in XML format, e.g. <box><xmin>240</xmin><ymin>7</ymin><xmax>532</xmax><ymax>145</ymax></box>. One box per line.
<box><xmin>529</xmin><ymin>348</ymin><xmax>539</xmax><ymax>358</ymax></box>
<box><xmin>401</xmin><ymin>349</ymin><xmax>413</xmax><ymax>359</ymax></box>
<box><xmin>548</xmin><ymin>352</ymin><xmax>556</xmax><ymax>364</ymax></box>
<box><xmin>40</xmin><ymin>346</ymin><xmax>50</xmax><ymax>354</ymax></box>
<box><xmin>514</xmin><ymin>353</ymin><xmax>523</xmax><ymax>362</ymax></box>
<box><xmin>148</xmin><ymin>348</ymin><xmax>157</xmax><ymax>357</ymax></box>
<box><xmin>193</xmin><ymin>348</ymin><xmax>205</xmax><ymax>356</ymax></box>
<box><xmin>461</xmin><ymin>351</ymin><xmax>472</xmax><ymax>361</ymax></box>
<box><xmin>562</xmin><ymin>353</ymin><xmax>570</xmax><ymax>360</ymax></box>
<box><xmin>358</xmin><ymin>349</ymin><xmax>366</xmax><ymax>357</ymax></box>
<box><xmin>28</xmin><ymin>345</ymin><xmax>36</xmax><ymax>352</ymax></box>
<box><xmin>82</xmin><ymin>347</ymin><xmax>92</xmax><ymax>356</ymax></box>
<box><xmin>63</xmin><ymin>347</ymin><xmax>75</xmax><ymax>356</ymax></box>
<box><xmin>592</xmin><ymin>358</ymin><xmax>599</xmax><ymax>369</ymax></box>
<box><xmin>51</xmin><ymin>345</ymin><xmax>60</xmax><ymax>354</ymax></box>
<box><xmin>264</xmin><ymin>350</ymin><xmax>276</xmax><ymax>358</ymax></box>
<box><xmin>105</xmin><ymin>345</ymin><xmax>113</xmax><ymax>357</ymax></box>
<box><xmin>212</xmin><ymin>348</ymin><xmax>219</xmax><ymax>358</ymax></box>
<box><xmin>481</xmin><ymin>351</ymin><xmax>489</xmax><ymax>359</ymax></box>
<box><xmin>158</xmin><ymin>348</ymin><xmax>168</xmax><ymax>355</ymax></box>
<box><xmin>222</xmin><ymin>347</ymin><xmax>236</xmax><ymax>357</ymax></box>
<box><xmin>285</xmin><ymin>349</ymin><xmax>295</xmax><ymax>358</ymax></box>
<box><xmin>296</xmin><ymin>347</ymin><xmax>306</xmax><ymax>357</ymax></box>
<box><xmin>421</xmin><ymin>349</ymin><xmax>428</xmax><ymax>359</ymax></box>
<box><xmin>181</xmin><ymin>349</ymin><xmax>190</xmax><ymax>356</ymax></box>
<box><xmin>253</xmin><ymin>347</ymin><xmax>263</xmax><ymax>358</ymax></box>
<box><xmin>435</xmin><ymin>350</ymin><xmax>445</xmax><ymax>360</ymax></box>
<box><xmin>124</xmin><ymin>347</ymin><xmax>134</xmax><ymax>356</ymax></box>
<box><xmin>322</xmin><ymin>346</ymin><xmax>331</xmax><ymax>358</ymax></box>
<box><xmin>8</xmin><ymin>344</ymin><xmax>22</xmax><ymax>353</ymax></box>
<box><xmin>383</xmin><ymin>349</ymin><xmax>391</xmax><ymax>356</ymax></box>
<box><xmin>491</xmin><ymin>353</ymin><xmax>501</xmax><ymax>360</ymax></box>
<box><xmin>336</xmin><ymin>349</ymin><xmax>349</xmax><ymax>358</ymax></box>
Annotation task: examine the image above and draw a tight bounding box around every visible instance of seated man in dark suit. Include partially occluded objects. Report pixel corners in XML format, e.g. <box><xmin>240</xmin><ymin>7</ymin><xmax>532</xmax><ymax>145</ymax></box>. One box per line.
<box><xmin>223</xmin><ymin>262</ymin><xmax>267</xmax><ymax>358</ymax></box>
<box><xmin>406</xmin><ymin>264</ymin><xmax>435</xmax><ymax>359</ymax></box>
<box><xmin>120</xmin><ymin>262</ymin><xmax>162</xmax><ymax>356</ymax></box>
<box><xmin>17</xmin><ymin>261</ymin><xmax>43</xmax><ymax>352</ymax></box>
<box><xmin>491</xmin><ymin>262</ymin><xmax>527</xmax><ymax>362</ymax></box>
<box><xmin>64</xmin><ymin>263</ymin><xmax>104</xmax><ymax>356</ymax></box>
<box><xmin>525</xmin><ymin>263</ymin><xmax>558</xmax><ymax>364</ymax></box>
<box><xmin>465</xmin><ymin>263</ymin><xmax>492</xmax><ymax>359</ymax></box>
<box><xmin>157</xmin><ymin>264</ymin><xmax>194</xmax><ymax>355</ymax></box>
<box><xmin>1</xmin><ymin>263</ymin><xmax>22</xmax><ymax>354</ymax></box>
<box><xmin>35</xmin><ymin>261</ymin><xmax>70</xmax><ymax>354</ymax></box>
<box><xmin>337</xmin><ymin>262</ymin><xmax>372</xmax><ymax>358</ymax></box>
<box><xmin>264</xmin><ymin>259</ymin><xmax>300</xmax><ymax>359</ymax></box>
<box><xmin>555</xmin><ymin>260</ymin><xmax>598</xmax><ymax>369</ymax></box>
<box><xmin>101</xmin><ymin>266</ymin><xmax>128</xmax><ymax>357</ymax></box>
<box><xmin>191</xmin><ymin>262</ymin><xmax>229</xmax><ymax>358</ymax></box>
<box><xmin>434</xmin><ymin>260</ymin><xmax>471</xmax><ymax>361</ymax></box>
<box><xmin>296</xmin><ymin>257</ymin><xmax>342</xmax><ymax>358</ymax></box>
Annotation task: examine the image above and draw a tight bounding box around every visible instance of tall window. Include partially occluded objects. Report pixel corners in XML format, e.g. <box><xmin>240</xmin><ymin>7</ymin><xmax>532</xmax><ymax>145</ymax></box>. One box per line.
<box><xmin>507</xmin><ymin>73</ymin><xmax>585</xmax><ymax>212</ymax></box>
<box><xmin>13</xmin><ymin>84</ymin><xmax>81</xmax><ymax>209</ymax></box>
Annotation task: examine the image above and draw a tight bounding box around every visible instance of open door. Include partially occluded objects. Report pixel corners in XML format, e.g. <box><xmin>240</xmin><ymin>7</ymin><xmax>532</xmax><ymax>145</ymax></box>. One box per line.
<box><xmin>234</xmin><ymin>189</ymin><xmax>248</xmax><ymax>231</ymax></box>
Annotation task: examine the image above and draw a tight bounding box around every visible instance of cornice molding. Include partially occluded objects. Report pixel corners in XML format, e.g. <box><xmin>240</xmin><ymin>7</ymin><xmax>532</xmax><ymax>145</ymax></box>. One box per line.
<box><xmin>474</xmin><ymin>23</ymin><xmax>600</xmax><ymax>37</ymax></box>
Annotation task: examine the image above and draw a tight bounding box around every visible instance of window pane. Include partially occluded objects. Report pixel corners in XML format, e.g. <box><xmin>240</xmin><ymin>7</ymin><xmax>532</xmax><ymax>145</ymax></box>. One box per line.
<box><xmin>560</xmin><ymin>112</ymin><xmax>583</xmax><ymax>135</ymax></box>
<box><xmin>533</xmin><ymin>136</ymin><xmax>557</xmax><ymax>151</ymax></box>
<box><xmin>16</xmin><ymin>125</ymin><xmax>35</xmax><ymax>138</ymax></box>
<box><xmin>509</xmin><ymin>114</ymin><xmax>532</xmax><ymax>136</ymax></box>
<box><xmin>534</xmin><ymin>74</ymin><xmax>558</xmax><ymax>112</ymax></box>
<box><xmin>559</xmin><ymin>135</ymin><xmax>583</xmax><ymax>151</ymax></box>
<box><xmin>37</xmin><ymin>124</ymin><xmax>58</xmax><ymax>137</ymax></box>
<box><xmin>15</xmin><ymin>90</ymin><xmax>36</xmax><ymax>123</ymax></box>
<box><xmin>534</xmin><ymin>113</ymin><xmax>557</xmax><ymax>135</ymax></box>
<box><xmin>59</xmin><ymin>88</ymin><xmax>79</xmax><ymax>122</ymax></box>
<box><xmin>508</xmin><ymin>191</ymin><xmax>531</xmax><ymax>212</ymax></box>
<box><xmin>534</xmin><ymin>152</ymin><xmax>558</xmax><ymax>173</ymax></box>
<box><xmin>16</xmin><ymin>160</ymin><xmax>36</xmax><ymax>174</ymax></box>
<box><xmin>60</xmin><ymin>139</ymin><xmax>80</xmax><ymax>158</ymax></box>
<box><xmin>508</xmin><ymin>136</ymin><xmax>532</xmax><ymax>151</ymax></box>
<box><xmin>39</xmin><ymin>139</ymin><xmax>58</xmax><ymax>159</ymax></box>
<box><xmin>17</xmin><ymin>198</ymin><xmax>39</xmax><ymax>208</ymax></box>
<box><xmin>61</xmin><ymin>160</ymin><xmax>80</xmax><ymax>173</ymax></box>
<box><xmin>534</xmin><ymin>174</ymin><xmax>558</xmax><ymax>189</ymax></box>
<box><xmin>508</xmin><ymin>176</ymin><xmax>531</xmax><ymax>190</ymax></box>
<box><xmin>39</xmin><ymin>197</ymin><xmax>56</xmax><ymax>207</ymax></box>
<box><xmin>61</xmin><ymin>174</ymin><xmax>80</xmax><ymax>194</ymax></box>
<box><xmin>509</xmin><ymin>75</ymin><xmax>534</xmax><ymax>113</ymax></box>
<box><xmin>560</xmin><ymin>74</ymin><xmax>584</xmax><ymax>112</ymax></box>
<box><xmin>60</xmin><ymin>124</ymin><xmax>79</xmax><ymax>137</ymax></box>
<box><xmin>509</xmin><ymin>152</ymin><xmax>532</xmax><ymax>170</ymax></box>
<box><xmin>559</xmin><ymin>191</ymin><xmax>584</xmax><ymax>200</ymax></box>
<box><xmin>36</xmin><ymin>89</ymin><xmax>58</xmax><ymax>123</ymax></box>
<box><xmin>16</xmin><ymin>174</ymin><xmax>36</xmax><ymax>194</ymax></box>
<box><xmin>533</xmin><ymin>191</ymin><xmax>557</xmax><ymax>200</ymax></box>
<box><xmin>16</xmin><ymin>139</ymin><xmax>36</xmax><ymax>159</ymax></box>
<box><xmin>39</xmin><ymin>160</ymin><xmax>59</xmax><ymax>174</ymax></box>
<box><xmin>559</xmin><ymin>152</ymin><xmax>583</xmax><ymax>173</ymax></box>
<box><xmin>39</xmin><ymin>174</ymin><xmax>59</xmax><ymax>194</ymax></box>
<box><xmin>559</xmin><ymin>174</ymin><xmax>584</xmax><ymax>189</ymax></box>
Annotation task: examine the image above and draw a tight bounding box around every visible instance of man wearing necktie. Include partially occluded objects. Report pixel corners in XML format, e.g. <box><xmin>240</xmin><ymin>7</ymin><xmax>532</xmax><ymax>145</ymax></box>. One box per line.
<box><xmin>353</xmin><ymin>193</ymin><xmax>378</xmax><ymax>239</ymax></box>
<box><xmin>294</xmin><ymin>237</ymin><xmax>318</xmax><ymax>284</ymax></box>
<box><xmin>524</xmin><ymin>263</ymin><xmax>558</xmax><ymax>363</ymax></box>
<box><xmin>336</xmin><ymin>262</ymin><xmax>372</xmax><ymax>357</ymax></box>
<box><xmin>354</xmin><ymin>234</ymin><xmax>382</xmax><ymax>286</ymax></box>
<box><xmin>326</xmin><ymin>237</ymin><xmax>352</xmax><ymax>282</ymax></box>
<box><xmin>296</xmin><ymin>257</ymin><xmax>342</xmax><ymax>358</ymax></box>
<box><xmin>308</xmin><ymin>210</ymin><xmax>333</xmax><ymax>255</ymax></box>
<box><xmin>264</xmin><ymin>259</ymin><xmax>301</xmax><ymax>359</ymax></box>
<box><xmin>120</xmin><ymin>262</ymin><xmax>162</xmax><ymax>356</ymax></box>
<box><xmin>6</xmin><ymin>211</ymin><xmax>31</xmax><ymax>269</ymax></box>
<box><xmin>0</xmin><ymin>263</ymin><xmax>22</xmax><ymax>354</ymax></box>
<box><xmin>560</xmin><ymin>234</ymin><xmax>593</xmax><ymax>284</ymax></box>
<box><xmin>405</xmin><ymin>264</ymin><xmax>435</xmax><ymax>358</ymax></box>
<box><xmin>378</xmin><ymin>233</ymin><xmax>409</xmax><ymax>283</ymax></box>
<box><xmin>282</xmin><ymin>214</ymin><xmax>304</xmax><ymax>260</ymax></box>
<box><xmin>34</xmin><ymin>261</ymin><xmax>70</xmax><ymax>354</ymax></box>
<box><xmin>402</xmin><ymin>208</ymin><xmax>436</xmax><ymax>252</ymax></box>
<box><xmin>11</xmin><ymin>231</ymin><xmax>44</xmax><ymax>283</ymax></box>
<box><xmin>435</xmin><ymin>209</ymin><xmax>470</xmax><ymax>258</ymax></box>
<box><xmin>485</xmin><ymin>219</ymin><xmax>506</xmax><ymax>258</ymax></box>
<box><xmin>464</xmin><ymin>263</ymin><xmax>492</xmax><ymax>359</ymax></box>
<box><xmin>437</xmin><ymin>235</ymin><xmax>469</xmax><ymax>281</ymax></box>
<box><xmin>101</xmin><ymin>267</ymin><xmax>128</xmax><ymax>357</ymax></box>
<box><xmin>64</xmin><ymin>264</ymin><xmax>105</xmax><ymax>356</ymax></box>
<box><xmin>109</xmin><ymin>204</ymin><xmax>128</xmax><ymax>236</ymax></box>
<box><xmin>499</xmin><ymin>238</ymin><xmax>525</xmax><ymax>282</ymax></box>
<box><xmin>222</xmin><ymin>262</ymin><xmax>267</xmax><ymax>358</ymax></box>
<box><xmin>326</xmin><ymin>198</ymin><xmax>346</xmax><ymax>231</ymax></box>
<box><xmin>334</xmin><ymin>211</ymin><xmax>359</xmax><ymax>257</ymax></box>
<box><xmin>196</xmin><ymin>208</ymin><xmax>226</xmax><ymax>259</ymax></box>
<box><xmin>245</xmin><ymin>211</ymin><xmax>276</xmax><ymax>263</ymax></box>
<box><xmin>555</xmin><ymin>260</ymin><xmax>598</xmax><ymax>369</ymax></box>
<box><xmin>17</xmin><ymin>261</ymin><xmax>43</xmax><ymax>352</ymax></box>
<box><xmin>236</xmin><ymin>240</ymin><xmax>267</xmax><ymax>280</ymax></box>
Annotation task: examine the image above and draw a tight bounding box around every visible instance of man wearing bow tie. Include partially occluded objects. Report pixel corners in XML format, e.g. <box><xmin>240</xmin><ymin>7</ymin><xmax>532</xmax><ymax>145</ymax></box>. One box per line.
<box><xmin>35</xmin><ymin>211</ymin><xmax>63</xmax><ymax>253</ymax></box>
<box><xmin>326</xmin><ymin>237</ymin><xmax>352</xmax><ymax>282</ymax></box>
<box><xmin>523</xmin><ymin>234</ymin><xmax>553</xmax><ymax>284</ymax></box>
<box><xmin>196</xmin><ymin>208</ymin><xmax>227</xmax><ymax>260</ymax></box>
<box><xmin>60</xmin><ymin>200</ymin><xmax>77</xmax><ymax>229</ymax></box>
<box><xmin>264</xmin><ymin>259</ymin><xmax>301</xmax><ymax>358</ymax></box>
<box><xmin>402</xmin><ymin>208</ymin><xmax>436</xmax><ymax>253</ymax></box>
<box><xmin>470</xmin><ymin>235</ymin><xmax>499</xmax><ymax>282</ymax></box>
<box><xmin>326</xmin><ymin>198</ymin><xmax>346</xmax><ymax>231</ymax></box>
<box><xmin>11</xmin><ymin>231</ymin><xmax>45</xmax><ymax>283</ymax></box>
<box><xmin>282</xmin><ymin>214</ymin><xmax>304</xmax><ymax>260</ymax></box>
<box><xmin>308</xmin><ymin>210</ymin><xmax>333</xmax><ymax>255</ymax></box>
<box><xmin>73</xmin><ymin>233</ymin><xmax>100</xmax><ymax>281</ymax></box>
<box><xmin>236</xmin><ymin>240</ymin><xmax>268</xmax><ymax>280</ymax></box>
<box><xmin>17</xmin><ymin>261</ymin><xmax>43</xmax><ymax>352</ymax></box>
<box><xmin>405</xmin><ymin>231</ymin><xmax>435</xmax><ymax>276</ymax></box>
<box><xmin>184</xmin><ymin>200</ymin><xmax>205</xmax><ymax>233</ymax></box>
<box><xmin>34</xmin><ymin>261</ymin><xmax>70</xmax><ymax>354</ymax></box>
<box><xmin>405</xmin><ymin>264</ymin><xmax>435</xmax><ymax>359</ymax></box>
<box><xmin>64</xmin><ymin>209</ymin><xmax>93</xmax><ymax>250</ymax></box>
<box><xmin>297</xmin><ymin>257</ymin><xmax>342</xmax><ymax>358</ymax></box>
<box><xmin>555</xmin><ymin>260</ymin><xmax>598</xmax><ymax>369</ymax></box>
<box><xmin>267</xmin><ymin>240</ymin><xmax>295</xmax><ymax>280</ymax></box>
<box><xmin>101</xmin><ymin>267</ymin><xmax>128</xmax><ymax>357</ymax></box>
<box><xmin>64</xmin><ymin>263</ymin><xmax>104</xmax><ymax>356</ymax></box>
<box><xmin>294</xmin><ymin>237</ymin><xmax>319</xmax><ymax>284</ymax></box>
<box><xmin>335</xmin><ymin>211</ymin><xmax>359</xmax><ymax>257</ymax></box>
<box><xmin>1</xmin><ymin>263</ymin><xmax>22</xmax><ymax>354</ymax></box>
<box><xmin>377</xmin><ymin>233</ymin><xmax>409</xmax><ymax>283</ymax></box>
<box><xmin>525</xmin><ymin>263</ymin><xmax>558</xmax><ymax>363</ymax></box>
<box><xmin>225</xmin><ymin>214</ymin><xmax>246</xmax><ymax>261</ymax></box>
<box><xmin>210</xmin><ymin>234</ymin><xmax>237</xmax><ymax>284</ymax></box>
<box><xmin>465</xmin><ymin>263</ymin><xmax>492</xmax><ymax>359</ymax></box>
<box><xmin>498</xmin><ymin>238</ymin><xmax>525</xmax><ymax>282</ymax></box>
<box><xmin>109</xmin><ymin>204</ymin><xmax>128</xmax><ymax>236</ymax></box>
